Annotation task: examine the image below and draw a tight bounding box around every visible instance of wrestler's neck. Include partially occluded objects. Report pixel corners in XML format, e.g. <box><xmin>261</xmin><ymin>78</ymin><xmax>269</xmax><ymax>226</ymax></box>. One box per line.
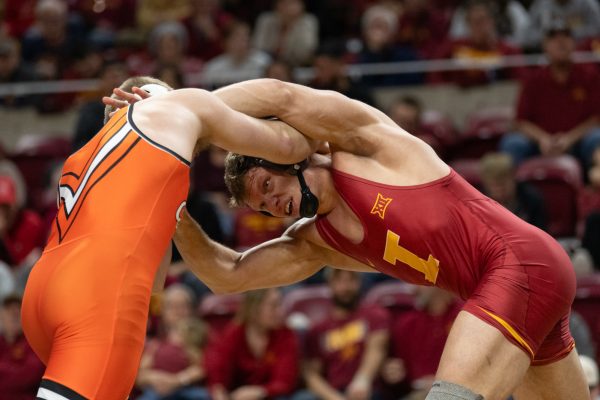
<box><xmin>304</xmin><ymin>166</ymin><xmax>340</xmax><ymax>216</ymax></box>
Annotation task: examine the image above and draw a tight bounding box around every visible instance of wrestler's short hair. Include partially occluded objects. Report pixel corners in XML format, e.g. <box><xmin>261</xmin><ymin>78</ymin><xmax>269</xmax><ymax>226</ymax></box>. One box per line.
<box><xmin>224</xmin><ymin>152</ymin><xmax>254</xmax><ymax>208</ymax></box>
<box><xmin>103</xmin><ymin>76</ymin><xmax>173</xmax><ymax>124</ymax></box>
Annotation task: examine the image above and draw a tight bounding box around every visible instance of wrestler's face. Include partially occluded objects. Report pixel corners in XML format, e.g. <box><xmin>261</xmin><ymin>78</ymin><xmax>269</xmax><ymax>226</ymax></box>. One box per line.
<box><xmin>244</xmin><ymin>167</ymin><xmax>303</xmax><ymax>218</ymax></box>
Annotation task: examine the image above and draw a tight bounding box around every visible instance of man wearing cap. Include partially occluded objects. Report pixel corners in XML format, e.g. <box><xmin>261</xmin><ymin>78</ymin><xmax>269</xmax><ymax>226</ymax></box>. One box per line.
<box><xmin>499</xmin><ymin>21</ymin><xmax>600</xmax><ymax>170</ymax></box>
<box><xmin>0</xmin><ymin>175</ymin><xmax>45</xmax><ymax>268</ymax></box>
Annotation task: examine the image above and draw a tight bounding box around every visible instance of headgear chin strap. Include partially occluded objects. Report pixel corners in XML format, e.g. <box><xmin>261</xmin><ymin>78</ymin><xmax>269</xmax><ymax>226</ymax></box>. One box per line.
<box><xmin>245</xmin><ymin>157</ymin><xmax>319</xmax><ymax>218</ymax></box>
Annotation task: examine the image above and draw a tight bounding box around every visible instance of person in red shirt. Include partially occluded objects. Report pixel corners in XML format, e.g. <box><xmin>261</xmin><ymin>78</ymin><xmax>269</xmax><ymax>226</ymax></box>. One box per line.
<box><xmin>499</xmin><ymin>23</ymin><xmax>600</xmax><ymax>169</ymax></box>
<box><xmin>297</xmin><ymin>269</ymin><xmax>389</xmax><ymax>400</ymax></box>
<box><xmin>0</xmin><ymin>175</ymin><xmax>45</xmax><ymax>268</ymax></box>
<box><xmin>431</xmin><ymin>0</ymin><xmax>522</xmax><ymax>87</ymax></box>
<box><xmin>136</xmin><ymin>284</ymin><xmax>208</xmax><ymax>400</ymax></box>
<box><xmin>0</xmin><ymin>294</ymin><xmax>45</xmax><ymax>400</ymax></box>
<box><xmin>381</xmin><ymin>286</ymin><xmax>461</xmax><ymax>399</ymax></box>
<box><xmin>205</xmin><ymin>288</ymin><xmax>299</xmax><ymax>400</ymax></box>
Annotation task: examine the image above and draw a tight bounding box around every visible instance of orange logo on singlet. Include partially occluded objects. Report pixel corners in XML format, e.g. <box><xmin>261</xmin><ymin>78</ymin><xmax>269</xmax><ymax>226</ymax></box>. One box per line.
<box><xmin>370</xmin><ymin>193</ymin><xmax>392</xmax><ymax>220</ymax></box>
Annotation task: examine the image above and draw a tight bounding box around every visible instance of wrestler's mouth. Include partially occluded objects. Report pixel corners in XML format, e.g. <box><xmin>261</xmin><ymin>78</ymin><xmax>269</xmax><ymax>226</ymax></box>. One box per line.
<box><xmin>285</xmin><ymin>199</ymin><xmax>293</xmax><ymax>216</ymax></box>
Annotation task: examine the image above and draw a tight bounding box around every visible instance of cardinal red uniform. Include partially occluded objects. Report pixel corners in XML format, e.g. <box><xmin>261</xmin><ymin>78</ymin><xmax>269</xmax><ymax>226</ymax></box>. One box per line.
<box><xmin>316</xmin><ymin>169</ymin><xmax>575</xmax><ymax>365</ymax></box>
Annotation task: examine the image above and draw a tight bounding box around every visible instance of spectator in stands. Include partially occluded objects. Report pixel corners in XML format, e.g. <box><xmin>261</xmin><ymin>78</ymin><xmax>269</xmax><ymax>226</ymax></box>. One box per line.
<box><xmin>309</xmin><ymin>41</ymin><xmax>375</xmax><ymax>106</ymax></box>
<box><xmin>129</xmin><ymin>21</ymin><xmax>202</xmax><ymax>81</ymax></box>
<box><xmin>182</xmin><ymin>0</ymin><xmax>234</xmax><ymax>61</ymax></box>
<box><xmin>527</xmin><ymin>0</ymin><xmax>600</xmax><ymax>50</ymax></box>
<box><xmin>205</xmin><ymin>288</ymin><xmax>299</xmax><ymax>400</ymax></box>
<box><xmin>499</xmin><ymin>22</ymin><xmax>600</xmax><ymax>169</ymax></box>
<box><xmin>3</xmin><ymin>0</ymin><xmax>37</xmax><ymax>38</ymax></box>
<box><xmin>355</xmin><ymin>4</ymin><xmax>423</xmax><ymax>87</ymax></box>
<box><xmin>449</xmin><ymin>0</ymin><xmax>531</xmax><ymax>48</ymax></box>
<box><xmin>580</xmin><ymin>147</ymin><xmax>600</xmax><ymax>270</ymax></box>
<box><xmin>387</xmin><ymin>96</ymin><xmax>446</xmax><ymax>157</ymax></box>
<box><xmin>73</xmin><ymin>0</ymin><xmax>138</xmax><ymax>48</ymax></box>
<box><xmin>0</xmin><ymin>293</ymin><xmax>45</xmax><ymax>400</ymax></box>
<box><xmin>479</xmin><ymin>153</ymin><xmax>547</xmax><ymax>230</ymax></box>
<box><xmin>137</xmin><ymin>285</ymin><xmax>208</xmax><ymax>400</ymax></box>
<box><xmin>381</xmin><ymin>286</ymin><xmax>461</xmax><ymax>399</ymax></box>
<box><xmin>579</xmin><ymin>355</ymin><xmax>600</xmax><ymax>400</ymax></box>
<box><xmin>264</xmin><ymin>59</ymin><xmax>294</xmax><ymax>82</ymax></box>
<box><xmin>136</xmin><ymin>0</ymin><xmax>192</xmax><ymax>35</ymax></box>
<box><xmin>21</xmin><ymin>0</ymin><xmax>85</xmax><ymax>80</ymax></box>
<box><xmin>0</xmin><ymin>37</ymin><xmax>39</xmax><ymax>108</ymax></box>
<box><xmin>295</xmin><ymin>269</ymin><xmax>389</xmax><ymax>400</ymax></box>
<box><xmin>202</xmin><ymin>22</ymin><xmax>271</xmax><ymax>89</ymax></box>
<box><xmin>432</xmin><ymin>0</ymin><xmax>522</xmax><ymax>87</ymax></box>
<box><xmin>72</xmin><ymin>61</ymin><xmax>129</xmax><ymax>151</ymax></box>
<box><xmin>0</xmin><ymin>175</ymin><xmax>45</xmax><ymax>269</ymax></box>
<box><xmin>396</xmin><ymin>0</ymin><xmax>450</xmax><ymax>59</ymax></box>
<box><xmin>154</xmin><ymin>64</ymin><xmax>186</xmax><ymax>89</ymax></box>
<box><xmin>253</xmin><ymin>0</ymin><xmax>318</xmax><ymax>67</ymax></box>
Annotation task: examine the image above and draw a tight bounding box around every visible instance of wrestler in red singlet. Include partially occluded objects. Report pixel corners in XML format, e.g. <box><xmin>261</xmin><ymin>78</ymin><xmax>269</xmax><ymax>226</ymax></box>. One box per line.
<box><xmin>21</xmin><ymin>105</ymin><xmax>190</xmax><ymax>400</ymax></box>
<box><xmin>316</xmin><ymin>168</ymin><xmax>575</xmax><ymax>365</ymax></box>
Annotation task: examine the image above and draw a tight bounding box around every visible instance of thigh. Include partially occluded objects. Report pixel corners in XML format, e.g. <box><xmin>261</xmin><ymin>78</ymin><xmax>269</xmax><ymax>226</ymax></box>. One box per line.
<box><xmin>44</xmin><ymin>322</ymin><xmax>146</xmax><ymax>400</ymax></box>
<box><xmin>513</xmin><ymin>349</ymin><xmax>589</xmax><ymax>400</ymax></box>
<box><xmin>435</xmin><ymin>311</ymin><xmax>531</xmax><ymax>400</ymax></box>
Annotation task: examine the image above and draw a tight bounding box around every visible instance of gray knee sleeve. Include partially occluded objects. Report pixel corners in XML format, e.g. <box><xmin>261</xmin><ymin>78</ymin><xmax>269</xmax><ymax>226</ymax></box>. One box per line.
<box><xmin>425</xmin><ymin>381</ymin><xmax>485</xmax><ymax>400</ymax></box>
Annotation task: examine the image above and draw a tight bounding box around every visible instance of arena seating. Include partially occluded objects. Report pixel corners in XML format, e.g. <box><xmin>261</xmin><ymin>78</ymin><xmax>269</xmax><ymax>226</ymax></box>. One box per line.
<box><xmin>516</xmin><ymin>155</ymin><xmax>583</xmax><ymax>237</ymax></box>
<box><xmin>452</xmin><ymin>106</ymin><xmax>513</xmax><ymax>160</ymax></box>
<box><xmin>362</xmin><ymin>281</ymin><xmax>416</xmax><ymax>317</ymax></box>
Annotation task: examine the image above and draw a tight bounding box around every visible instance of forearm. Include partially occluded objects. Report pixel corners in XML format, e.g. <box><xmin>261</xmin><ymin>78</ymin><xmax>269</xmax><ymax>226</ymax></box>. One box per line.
<box><xmin>566</xmin><ymin>116</ymin><xmax>599</xmax><ymax>141</ymax></box>
<box><xmin>352</xmin><ymin>332</ymin><xmax>388</xmax><ymax>386</ymax></box>
<box><xmin>174</xmin><ymin>211</ymin><xmax>325</xmax><ymax>293</ymax></box>
<box><xmin>174</xmin><ymin>210</ymin><xmax>241</xmax><ymax>294</ymax></box>
<box><xmin>176</xmin><ymin>364</ymin><xmax>204</xmax><ymax>386</ymax></box>
<box><xmin>304</xmin><ymin>371</ymin><xmax>344</xmax><ymax>400</ymax></box>
<box><xmin>515</xmin><ymin>120</ymin><xmax>548</xmax><ymax>142</ymax></box>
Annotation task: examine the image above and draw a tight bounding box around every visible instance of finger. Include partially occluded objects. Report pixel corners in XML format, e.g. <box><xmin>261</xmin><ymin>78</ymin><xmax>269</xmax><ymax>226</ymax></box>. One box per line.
<box><xmin>132</xmin><ymin>86</ymin><xmax>152</xmax><ymax>99</ymax></box>
<box><xmin>113</xmin><ymin>88</ymin><xmax>142</xmax><ymax>102</ymax></box>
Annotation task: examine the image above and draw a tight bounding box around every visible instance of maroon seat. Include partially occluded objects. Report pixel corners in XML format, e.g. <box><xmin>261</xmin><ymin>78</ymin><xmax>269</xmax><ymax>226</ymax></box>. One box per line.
<box><xmin>421</xmin><ymin>109</ymin><xmax>459</xmax><ymax>150</ymax></box>
<box><xmin>9</xmin><ymin>135</ymin><xmax>72</xmax><ymax>211</ymax></box>
<box><xmin>453</xmin><ymin>107</ymin><xmax>513</xmax><ymax>159</ymax></box>
<box><xmin>198</xmin><ymin>293</ymin><xmax>242</xmax><ymax>337</ymax></box>
<box><xmin>362</xmin><ymin>281</ymin><xmax>415</xmax><ymax>316</ymax></box>
<box><xmin>449</xmin><ymin>158</ymin><xmax>482</xmax><ymax>189</ymax></box>
<box><xmin>282</xmin><ymin>284</ymin><xmax>332</xmax><ymax>328</ymax></box>
<box><xmin>516</xmin><ymin>155</ymin><xmax>583</xmax><ymax>237</ymax></box>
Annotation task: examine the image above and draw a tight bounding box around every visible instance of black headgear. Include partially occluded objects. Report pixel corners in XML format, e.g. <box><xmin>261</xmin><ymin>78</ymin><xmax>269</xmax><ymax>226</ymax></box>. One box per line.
<box><xmin>243</xmin><ymin>157</ymin><xmax>319</xmax><ymax>218</ymax></box>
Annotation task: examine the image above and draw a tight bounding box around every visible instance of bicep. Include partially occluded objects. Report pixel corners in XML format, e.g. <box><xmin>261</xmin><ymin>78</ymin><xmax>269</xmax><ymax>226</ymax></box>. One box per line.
<box><xmin>278</xmin><ymin>83</ymin><xmax>395</xmax><ymax>147</ymax></box>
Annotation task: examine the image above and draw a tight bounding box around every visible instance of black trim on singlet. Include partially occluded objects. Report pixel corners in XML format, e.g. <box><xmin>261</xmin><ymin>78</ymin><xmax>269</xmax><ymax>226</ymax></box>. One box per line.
<box><xmin>74</xmin><ymin>111</ymin><xmax>128</xmax><ymax>179</ymax></box>
<box><xmin>61</xmin><ymin>172</ymin><xmax>80</xmax><ymax>179</ymax></box>
<box><xmin>56</xmin><ymin>137</ymin><xmax>141</xmax><ymax>243</ymax></box>
<box><xmin>39</xmin><ymin>379</ymin><xmax>88</xmax><ymax>400</ymax></box>
<box><xmin>127</xmin><ymin>103</ymin><xmax>192</xmax><ymax>166</ymax></box>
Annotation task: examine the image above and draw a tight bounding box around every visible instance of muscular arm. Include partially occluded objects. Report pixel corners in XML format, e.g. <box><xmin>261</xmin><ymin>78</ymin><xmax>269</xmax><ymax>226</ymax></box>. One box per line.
<box><xmin>133</xmin><ymin>88</ymin><xmax>319</xmax><ymax>165</ymax></box>
<box><xmin>173</xmin><ymin>209</ymin><xmax>374</xmax><ymax>294</ymax></box>
<box><xmin>214</xmin><ymin>79</ymin><xmax>397</xmax><ymax>155</ymax></box>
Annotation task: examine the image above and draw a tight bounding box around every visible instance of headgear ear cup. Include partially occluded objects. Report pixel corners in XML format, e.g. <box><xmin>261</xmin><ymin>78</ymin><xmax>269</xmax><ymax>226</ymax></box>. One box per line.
<box><xmin>297</xmin><ymin>171</ymin><xmax>319</xmax><ymax>218</ymax></box>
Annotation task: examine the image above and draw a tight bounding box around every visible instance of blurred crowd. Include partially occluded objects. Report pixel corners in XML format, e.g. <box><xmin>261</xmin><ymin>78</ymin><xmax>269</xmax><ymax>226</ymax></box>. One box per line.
<box><xmin>2</xmin><ymin>0</ymin><xmax>600</xmax><ymax>399</ymax></box>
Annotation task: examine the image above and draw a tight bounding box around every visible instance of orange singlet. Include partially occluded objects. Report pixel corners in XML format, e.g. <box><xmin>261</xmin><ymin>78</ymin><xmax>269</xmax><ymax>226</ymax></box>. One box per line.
<box><xmin>21</xmin><ymin>105</ymin><xmax>190</xmax><ymax>400</ymax></box>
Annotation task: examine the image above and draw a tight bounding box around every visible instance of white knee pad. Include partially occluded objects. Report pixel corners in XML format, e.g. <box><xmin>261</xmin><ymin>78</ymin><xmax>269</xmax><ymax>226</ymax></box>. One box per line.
<box><xmin>425</xmin><ymin>381</ymin><xmax>485</xmax><ymax>400</ymax></box>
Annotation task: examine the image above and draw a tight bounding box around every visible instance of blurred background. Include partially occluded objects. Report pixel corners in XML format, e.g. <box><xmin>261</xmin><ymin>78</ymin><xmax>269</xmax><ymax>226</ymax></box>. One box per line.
<box><xmin>1</xmin><ymin>0</ymin><xmax>600</xmax><ymax>399</ymax></box>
